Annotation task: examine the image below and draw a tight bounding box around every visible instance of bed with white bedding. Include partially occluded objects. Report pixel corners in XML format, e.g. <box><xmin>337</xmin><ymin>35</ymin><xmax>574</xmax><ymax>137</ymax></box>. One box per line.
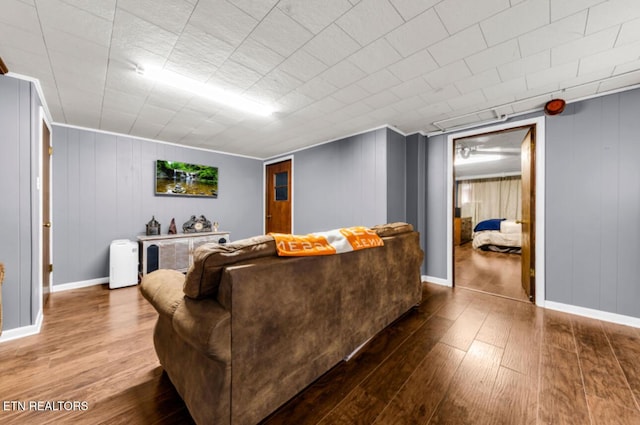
<box><xmin>472</xmin><ymin>219</ymin><xmax>521</xmax><ymax>253</ymax></box>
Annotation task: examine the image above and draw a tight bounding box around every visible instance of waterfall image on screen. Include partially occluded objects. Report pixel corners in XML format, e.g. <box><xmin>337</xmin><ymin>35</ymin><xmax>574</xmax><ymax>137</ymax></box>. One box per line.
<box><xmin>155</xmin><ymin>160</ymin><xmax>218</xmax><ymax>198</ymax></box>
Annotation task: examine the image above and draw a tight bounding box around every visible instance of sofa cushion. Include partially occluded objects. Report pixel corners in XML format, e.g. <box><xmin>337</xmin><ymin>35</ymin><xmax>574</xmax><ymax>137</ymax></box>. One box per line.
<box><xmin>183</xmin><ymin>235</ymin><xmax>276</xmax><ymax>299</ymax></box>
<box><xmin>371</xmin><ymin>222</ymin><xmax>414</xmax><ymax>237</ymax></box>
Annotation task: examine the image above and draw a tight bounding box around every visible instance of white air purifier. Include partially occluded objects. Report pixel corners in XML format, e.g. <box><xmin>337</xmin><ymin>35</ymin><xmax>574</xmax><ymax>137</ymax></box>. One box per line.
<box><xmin>109</xmin><ymin>239</ymin><xmax>139</xmax><ymax>289</ymax></box>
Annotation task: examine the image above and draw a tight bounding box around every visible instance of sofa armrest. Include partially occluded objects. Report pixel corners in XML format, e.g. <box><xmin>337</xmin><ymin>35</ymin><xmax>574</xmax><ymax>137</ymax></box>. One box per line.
<box><xmin>173</xmin><ymin>298</ymin><xmax>231</xmax><ymax>363</ymax></box>
<box><xmin>140</xmin><ymin>269</ymin><xmax>185</xmax><ymax>319</ymax></box>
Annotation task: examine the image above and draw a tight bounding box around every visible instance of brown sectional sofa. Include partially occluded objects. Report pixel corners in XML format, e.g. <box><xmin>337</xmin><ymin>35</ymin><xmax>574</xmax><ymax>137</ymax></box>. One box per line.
<box><xmin>140</xmin><ymin>222</ymin><xmax>424</xmax><ymax>425</ymax></box>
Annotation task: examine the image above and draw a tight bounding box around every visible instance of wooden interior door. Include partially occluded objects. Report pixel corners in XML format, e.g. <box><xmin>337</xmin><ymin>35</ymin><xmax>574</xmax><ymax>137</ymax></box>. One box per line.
<box><xmin>520</xmin><ymin>129</ymin><xmax>535</xmax><ymax>301</ymax></box>
<box><xmin>265</xmin><ymin>160</ymin><xmax>292</xmax><ymax>234</ymax></box>
<box><xmin>42</xmin><ymin>120</ymin><xmax>52</xmax><ymax>305</ymax></box>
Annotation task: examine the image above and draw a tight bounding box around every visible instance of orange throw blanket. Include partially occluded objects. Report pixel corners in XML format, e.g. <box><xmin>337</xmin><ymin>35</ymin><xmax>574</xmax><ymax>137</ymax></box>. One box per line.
<box><xmin>270</xmin><ymin>226</ymin><xmax>384</xmax><ymax>256</ymax></box>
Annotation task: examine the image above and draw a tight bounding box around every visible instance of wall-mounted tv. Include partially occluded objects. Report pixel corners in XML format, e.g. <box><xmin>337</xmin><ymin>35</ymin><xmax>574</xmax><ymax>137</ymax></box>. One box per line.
<box><xmin>156</xmin><ymin>160</ymin><xmax>218</xmax><ymax>198</ymax></box>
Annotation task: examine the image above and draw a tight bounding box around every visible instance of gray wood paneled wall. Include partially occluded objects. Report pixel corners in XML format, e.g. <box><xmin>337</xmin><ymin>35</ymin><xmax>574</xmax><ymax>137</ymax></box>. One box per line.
<box><xmin>292</xmin><ymin>127</ymin><xmax>399</xmax><ymax>234</ymax></box>
<box><xmin>418</xmin><ymin>88</ymin><xmax>640</xmax><ymax>318</ymax></box>
<box><xmin>0</xmin><ymin>77</ymin><xmax>35</xmax><ymax>331</ymax></box>
<box><xmin>405</xmin><ymin>133</ymin><xmax>427</xmax><ymax>274</ymax></box>
<box><xmin>52</xmin><ymin>126</ymin><xmax>263</xmax><ymax>286</ymax></box>
<box><xmin>546</xmin><ymin>88</ymin><xmax>640</xmax><ymax>317</ymax></box>
<box><xmin>386</xmin><ymin>128</ymin><xmax>407</xmax><ymax>223</ymax></box>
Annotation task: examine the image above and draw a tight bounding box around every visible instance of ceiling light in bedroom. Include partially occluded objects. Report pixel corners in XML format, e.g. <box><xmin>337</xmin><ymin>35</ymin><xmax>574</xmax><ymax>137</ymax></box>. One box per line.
<box><xmin>137</xmin><ymin>66</ymin><xmax>275</xmax><ymax>117</ymax></box>
<box><xmin>455</xmin><ymin>154</ymin><xmax>504</xmax><ymax>165</ymax></box>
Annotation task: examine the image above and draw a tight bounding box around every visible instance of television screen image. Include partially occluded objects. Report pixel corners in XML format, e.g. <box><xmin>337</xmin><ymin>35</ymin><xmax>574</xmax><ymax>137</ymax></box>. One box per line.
<box><xmin>156</xmin><ymin>160</ymin><xmax>218</xmax><ymax>198</ymax></box>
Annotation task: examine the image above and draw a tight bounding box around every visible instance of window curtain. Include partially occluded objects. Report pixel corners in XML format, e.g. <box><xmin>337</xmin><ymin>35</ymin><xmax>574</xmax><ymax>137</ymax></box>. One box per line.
<box><xmin>457</xmin><ymin>176</ymin><xmax>521</xmax><ymax>228</ymax></box>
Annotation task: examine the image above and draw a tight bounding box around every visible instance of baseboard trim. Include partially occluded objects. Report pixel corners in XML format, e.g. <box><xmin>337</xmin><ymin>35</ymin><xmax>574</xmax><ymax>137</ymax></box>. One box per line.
<box><xmin>423</xmin><ymin>275</ymin><xmax>451</xmax><ymax>287</ymax></box>
<box><xmin>0</xmin><ymin>310</ymin><xmax>43</xmax><ymax>343</ymax></box>
<box><xmin>544</xmin><ymin>301</ymin><xmax>640</xmax><ymax>329</ymax></box>
<box><xmin>52</xmin><ymin>277</ymin><xmax>108</xmax><ymax>293</ymax></box>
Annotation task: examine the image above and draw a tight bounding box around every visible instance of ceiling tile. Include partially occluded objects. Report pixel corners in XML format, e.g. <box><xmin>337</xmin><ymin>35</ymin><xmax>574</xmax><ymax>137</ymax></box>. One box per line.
<box><xmin>211</xmin><ymin>60</ymin><xmax>264</xmax><ymax>91</ymax></box>
<box><xmin>551</xmin><ymin>26</ymin><xmax>618</xmax><ymax>66</ymax></box>
<box><xmin>518</xmin><ymin>11</ymin><xmax>587</xmax><ymax>57</ymax></box>
<box><xmin>172</xmin><ymin>25</ymin><xmax>235</xmax><ymax>69</ymax></box>
<box><xmin>55</xmin><ymin>0</ymin><xmax>116</xmax><ymax>21</ymax></box>
<box><xmin>598</xmin><ymin>71</ymin><xmax>640</xmax><ymax>92</ymax></box>
<box><xmin>99</xmin><ymin>108</ymin><xmax>137</xmax><ymax>134</ymax></box>
<box><xmin>164</xmin><ymin>51</ymin><xmax>218</xmax><ymax>82</ymax></box>
<box><xmin>275</xmin><ymin>91</ymin><xmax>316</xmax><ymax>111</ymax></box>
<box><xmin>0</xmin><ymin>0</ymin><xmax>40</xmax><ymax>33</ymax></box>
<box><xmin>278</xmin><ymin>0</ymin><xmax>352</xmax><ymax>34</ymax></box>
<box><xmin>336</xmin><ymin>0</ymin><xmax>404</xmax><ymax>46</ymax></box>
<box><xmin>230</xmin><ymin>37</ymin><xmax>284</xmax><ymax>75</ymax></box>
<box><xmin>585</xmin><ymin>0</ymin><xmax>640</xmax><ymax>35</ymax></box>
<box><xmin>388</xmin><ymin>0</ymin><xmax>440</xmax><ymax>21</ymax></box>
<box><xmin>189</xmin><ymin>0</ymin><xmax>257</xmax><ymax>47</ymax></box>
<box><xmin>362</xmin><ymin>90</ymin><xmax>402</xmax><ymax>109</ymax></box>
<box><xmin>447</xmin><ymin>90</ymin><xmax>487</xmax><ymax>111</ymax></box>
<box><xmin>348</xmin><ymin>38</ymin><xmax>402</xmax><ymax>74</ymax></box>
<box><xmin>279</xmin><ymin>50</ymin><xmax>328</xmax><ymax>81</ymax></box>
<box><xmin>303</xmin><ymin>24</ymin><xmax>361</xmax><ymax>66</ymax></box>
<box><xmin>145</xmin><ymin>84</ymin><xmax>194</xmax><ymax>111</ymax></box>
<box><xmin>251</xmin><ymin>7</ymin><xmax>313</xmax><ymax>57</ymax></box>
<box><xmin>465</xmin><ymin>39</ymin><xmax>520</xmax><ymax>74</ymax></box>
<box><xmin>111</xmin><ymin>9</ymin><xmax>178</xmax><ymax>58</ymax></box>
<box><xmin>357</xmin><ymin>69</ymin><xmax>401</xmax><ymax>93</ymax></box>
<box><xmin>387</xmin><ymin>49</ymin><xmax>438</xmax><ymax>81</ymax></box>
<box><xmin>613</xmin><ymin>58</ymin><xmax>640</xmax><ymax>75</ymax></box>
<box><xmin>227</xmin><ymin>0</ymin><xmax>279</xmax><ymax>20</ymax></box>
<box><xmin>0</xmin><ymin>22</ymin><xmax>47</xmax><ymax>58</ymax></box>
<box><xmin>117</xmin><ymin>0</ymin><xmax>194</xmax><ymax>34</ymax></box>
<box><xmin>480</xmin><ymin>0</ymin><xmax>550</xmax><ymax>46</ymax></box>
<box><xmin>455</xmin><ymin>69</ymin><xmax>501</xmax><ymax>94</ymax></box>
<box><xmin>526</xmin><ymin>60</ymin><xmax>578</xmax><ymax>89</ymax></box>
<box><xmin>390</xmin><ymin>77</ymin><xmax>432</xmax><ymax>98</ymax></box>
<box><xmin>246</xmin><ymin>68</ymin><xmax>303</xmax><ymax>101</ymax></box>
<box><xmin>579</xmin><ymin>40</ymin><xmax>640</xmax><ymax>76</ymax></box>
<box><xmin>482</xmin><ymin>77</ymin><xmax>527</xmax><ymax>101</ymax></box>
<box><xmin>435</xmin><ymin>0</ymin><xmax>509</xmax><ymax>35</ymax></box>
<box><xmin>319</xmin><ymin>60</ymin><xmax>366</xmax><ymax>88</ymax></box>
<box><xmin>385</xmin><ymin>8</ymin><xmax>448</xmax><ymax>57</ymax></box>
<box><xmin>550</xmin><ymin>0</ymin><xmax>604</xmax><ymax>22</ymax></box>
<box><xmin>616</xmin><ymin>17</ymin><xmax>640</xmax><ymax>46</ymax></box>
<box><xmin>296</xmin><ymin>78</ymin><xmax>339</xmax><ymax>100</ymax></box>
<box><xmin>497</xmin><ymin>50</ymin><xmax>550</xmax><ymax>81</ymax></box>
<box><xmin>129</xmin><ymin>120</ymin><xmax>164</xmax><ymax>140</ymax></box>
<box><xmin>104</xmin><ymin>58</ymin><xmax>155</xmax><ymax>98</ymax></box>
<box><xmin>134</xmin><ymin>104</ymin><xmax>177</xmax><ymax>127</ymax></box>
<box><xmin>101</xmin><ymin>88</ymin><xmax>146</xmax><ymax>115</ymax></box>
<box><xmin>38</xmin><ymin>0</ymin><xmax>113</xmax><ymax>47</ymax></box>
<box><xmin>332</xmin><ymin>84</ymin><xmax>371</xmax><ymax>104</ymax></box>
<box><xmin>428</xmin><ymin>25</ymin><xmax>487</xmax><ymax>66</ymax></box>
<box><xmin>423</xmin><ymin>60</ymin><xmax>472</xmax><ymax>90</ymax></box>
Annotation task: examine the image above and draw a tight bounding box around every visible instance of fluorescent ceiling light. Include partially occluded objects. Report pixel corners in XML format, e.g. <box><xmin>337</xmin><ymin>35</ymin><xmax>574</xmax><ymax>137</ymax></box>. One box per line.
<box><xmin>455</xmin><ymin>154</ymin><xmax>505</xmax><ymax>165</ymax></box>
<box><xmin>138</xmin><ymin>66</ymin><xmax>275</xmax><ymax>117</ymax></box>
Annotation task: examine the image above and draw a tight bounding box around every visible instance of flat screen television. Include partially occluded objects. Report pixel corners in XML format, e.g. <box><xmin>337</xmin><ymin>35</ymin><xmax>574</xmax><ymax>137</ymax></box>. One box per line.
<box><xmin>155</xmin><ymin>160</ymin><xmax>218</xmax><ymax>198</ymax></box>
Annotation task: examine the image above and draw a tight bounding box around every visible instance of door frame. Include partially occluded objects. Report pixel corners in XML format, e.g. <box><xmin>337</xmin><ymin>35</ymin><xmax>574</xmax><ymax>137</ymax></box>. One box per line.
<box><xmin>446</xmin><ymin>116</ymin><xmax>546</xmax><ymax>307</ymax></box>
<box><xmin>263</xmin><ymin>155</ymin><xmax>294</xmax><ymax>234</ymax></box>
<box><xmin>38</xmin><ymin>106</ymin><xmax>53</xmax><ymax>309</ymax></box>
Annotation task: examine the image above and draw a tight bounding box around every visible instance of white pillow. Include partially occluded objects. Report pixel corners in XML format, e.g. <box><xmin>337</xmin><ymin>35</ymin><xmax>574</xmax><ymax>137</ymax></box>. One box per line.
<box><xmin>500</xmin><ymin>220</ymin><xmax>521</xmax><ymax>234</ymax></box>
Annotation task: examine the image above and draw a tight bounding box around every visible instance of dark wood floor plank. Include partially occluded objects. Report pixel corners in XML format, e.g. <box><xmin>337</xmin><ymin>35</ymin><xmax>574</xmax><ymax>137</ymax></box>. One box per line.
<box><xmin>542</xmin><ymin>309</ymin><xmax>577</xmax><ymax>353</ymax></box>
<box><xmin>454</xmin><ymin>244</ymin><xmax>528</xmax><ymax>302</ymax></box>
<box><xmin>262</xmin><ymin>287</ymin><xmax>451</xmax><ymax>425</ymax></box>
<box><xmin>439</xmin><ymin>299</ymin><xmax>490</xmax><ymax>351</ymax></box>
<box><xmin>572</xmin><ymin>315</ymin><xmax>637</xmax><ymax>410</ymax></box>
<box><xmin>5</xmin><ymin>282</ymin><xmax>640</xmax><ymax>425</ymax></box>
<box><xmin>538</xmin><ymin>343</ymin><xmax>591</xmax><ymax>425</ymax></box>
<box><xmin>317</xmin><ymin>316</ymin><xmax>454</xmax><ymax>425</ymax></box>
<box><xmin>372</xmin><ymin>342</ymin><xmax>465</xmax><ymax>425</ymax></box>
<box><xmin>428</xmin><ymin>340</ymin><xmax>504</xmax><ymax>425</ymax></box>
<box><xmin>602</xmin><ymin>321</ymin><xmax>640</xmax><ymax>409</ymax></box>
<box><xmin>487</xmin><ymin>366</ymin><xmax>537</xmax><ymax>425</ymax></box>
<box><xmin>501</xmin><ymin>301</ymin><xmax>542</xmax><ymax>377</ymax></box>
<box><xmin>587</xmin><ymin>394</ymin><xmax>640</xmax><ymax>425</ymax></box>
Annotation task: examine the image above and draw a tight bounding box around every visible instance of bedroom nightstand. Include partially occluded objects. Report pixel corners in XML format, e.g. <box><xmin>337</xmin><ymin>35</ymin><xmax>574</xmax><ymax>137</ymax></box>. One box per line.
<box><xmin>454</xmin><ymin>217</ymin><xmax>472</xmax><ymax>245</ymax></box>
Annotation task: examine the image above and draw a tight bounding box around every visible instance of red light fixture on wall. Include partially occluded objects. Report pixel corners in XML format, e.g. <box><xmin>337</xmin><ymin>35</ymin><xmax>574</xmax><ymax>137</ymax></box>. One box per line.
<box><xmin>544</xmin><ymin>98</ymin><xmax>566</xmax><ymax>115</ymax></box>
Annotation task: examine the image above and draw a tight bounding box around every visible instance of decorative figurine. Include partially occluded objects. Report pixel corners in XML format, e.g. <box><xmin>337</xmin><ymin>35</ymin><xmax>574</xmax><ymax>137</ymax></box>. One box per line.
<box><xmin>168</xmin><ymin>218</ymin><xmax>177</xmax><ymax>234</ymax></box>
<box><xmin>146</xmin><ymin>216</ymin><xmax>161</xmax><ymax>236</ymax></box>
<box><xmin>183</xmin><ymin>214</ymin><xmax>212</xmax><ymax>233</ymax></box>
<box><xmin>213</xmin><ymin>221</ymin><xmax>219</xmax><ymax>232</ymax></box>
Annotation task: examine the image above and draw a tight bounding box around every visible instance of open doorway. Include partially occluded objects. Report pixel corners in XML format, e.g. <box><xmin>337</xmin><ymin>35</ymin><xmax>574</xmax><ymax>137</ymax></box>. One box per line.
<box><xmin>452</xmin><ymin>125</ymin><xmax>534</xmax><ymax>302</ymax></box>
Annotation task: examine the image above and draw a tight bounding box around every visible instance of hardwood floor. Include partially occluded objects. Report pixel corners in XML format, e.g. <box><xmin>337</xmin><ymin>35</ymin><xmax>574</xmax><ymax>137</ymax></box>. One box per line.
<box><xmin>2</xmin><ymin>283</ymin><xmax>640</xmax><ymax>424</ymax></box>
<box><xmin>454</xmin><ymin>243</ymin><xmax>529</xmax><ymax>302</ymax></box>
